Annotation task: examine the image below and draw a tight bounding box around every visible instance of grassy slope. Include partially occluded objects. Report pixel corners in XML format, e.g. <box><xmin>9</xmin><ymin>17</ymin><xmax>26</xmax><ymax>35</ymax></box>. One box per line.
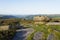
<box><xmin>27</xmin><ymin>24</ymin><xmax>60</xmax><ymax>40</ymax></box>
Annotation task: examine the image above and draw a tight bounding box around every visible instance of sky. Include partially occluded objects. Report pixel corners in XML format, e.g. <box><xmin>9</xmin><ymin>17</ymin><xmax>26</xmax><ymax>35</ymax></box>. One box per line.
<box><xmin>0</xmin><ymin>0</ymin><xmax>60</xmax><ymax>15</ymax></box>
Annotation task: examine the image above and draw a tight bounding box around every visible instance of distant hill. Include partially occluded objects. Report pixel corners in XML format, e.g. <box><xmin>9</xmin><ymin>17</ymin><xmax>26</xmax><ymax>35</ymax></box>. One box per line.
<box><xmin>0</xmin><ymin>15</ymin><xmax>17</xmax><ymax>19</ymax></box>
<box><xmin>23</xmin><ymin>14</ymin><xmax>60</xmax><ymax>20</ymax></box>
<box><xmin>0</xmin><ymin>14</ymin><xmax>60</xmax><ymax>20</ymax></box>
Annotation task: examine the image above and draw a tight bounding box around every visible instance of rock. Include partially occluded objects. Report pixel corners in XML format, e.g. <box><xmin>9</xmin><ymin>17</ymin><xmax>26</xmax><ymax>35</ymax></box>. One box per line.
<box><xmin>47</xmin><ymin>33</ymin><xmax>54</xmax><ymax>40</ymax></box>
<box><xmin>33</xmin><ymin>32</ymin><xmax>43</xmax><ymax>40</ymax></box>
<box><xmin>12</xmin><ymin>28</ymin><xmax>34</xmax><ymax>40</ymax></box>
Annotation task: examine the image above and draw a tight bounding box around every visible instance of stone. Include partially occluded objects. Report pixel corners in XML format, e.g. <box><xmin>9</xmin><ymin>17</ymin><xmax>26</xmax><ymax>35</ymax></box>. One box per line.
<box><xmin>33</xmin><ymin>32</ymin><xmax>43</xmax><ymax>40</ymax></box>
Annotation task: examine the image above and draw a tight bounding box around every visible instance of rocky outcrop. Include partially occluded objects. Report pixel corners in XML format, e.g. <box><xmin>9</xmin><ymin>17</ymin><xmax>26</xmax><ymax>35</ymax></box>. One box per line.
<box><xmin>47</xmin><ymin>33</ymin><xmax>54</xmax><ymax>40</ymax></box>
<box><xmin>33</xmin><ymin>32</ymin><xmax>44</xmax><ymax>40</ymax></box>
<box><xmin>33</xmin><ymin>16</ymin><xmax>50</xmax><ymax>24</ymax></box>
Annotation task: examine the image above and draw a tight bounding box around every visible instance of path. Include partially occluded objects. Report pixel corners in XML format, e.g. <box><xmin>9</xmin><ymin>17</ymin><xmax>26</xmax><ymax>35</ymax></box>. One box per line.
<box><xmin>12</xmin><ymin>28</ymin><xmax>34</xmax><ymax>40</ymax></box>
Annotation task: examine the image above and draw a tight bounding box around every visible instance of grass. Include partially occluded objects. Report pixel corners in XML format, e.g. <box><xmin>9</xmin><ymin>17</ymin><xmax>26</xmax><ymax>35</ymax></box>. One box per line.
<box><xmin>0</xmin><ymin>28</ymin><xmax>16</xmax><ymax>40</ymax></box>
<box><xmin>0</xmin><ymin>25</ymin><xmax>9</xmax><ymax>31</ymax></box>
<box><xmin>27</xmin><ymin>31</ymin><xmax>35</xmax><ymax>40</ymax></box>
<box><xmin>20</xmin><ymin>21</ymin><xmax>60</xmax><ymax>40</ymax></box>
<box><xmin>26</xmin><ymin>24</ymin><xmax>60</xmax><ymax>40</ymax></box>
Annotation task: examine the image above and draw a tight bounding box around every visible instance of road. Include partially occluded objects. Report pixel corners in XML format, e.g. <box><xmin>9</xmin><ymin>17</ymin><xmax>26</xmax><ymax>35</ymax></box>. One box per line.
<box><xmin>12</xmin><ymin>28</ymin><xmax>34</xmax><ymax>40</ymax></box>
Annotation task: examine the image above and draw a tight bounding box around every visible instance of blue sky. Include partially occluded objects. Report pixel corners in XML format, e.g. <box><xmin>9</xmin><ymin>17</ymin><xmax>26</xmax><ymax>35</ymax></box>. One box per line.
<box><xmin>0</xmin><ymin>0</ymin><xmax>60</xmax><ymax>15</ymax></box>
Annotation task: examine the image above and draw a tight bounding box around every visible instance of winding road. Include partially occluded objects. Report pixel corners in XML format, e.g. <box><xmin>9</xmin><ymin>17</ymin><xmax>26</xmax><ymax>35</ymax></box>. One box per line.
<box><xmin>12</xmin><ymin>28</ymin><xmax>34</xmax><ymax>40</ymax></box>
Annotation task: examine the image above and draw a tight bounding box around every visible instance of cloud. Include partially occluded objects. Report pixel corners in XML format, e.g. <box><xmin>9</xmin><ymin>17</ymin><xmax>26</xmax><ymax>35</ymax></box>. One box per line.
<box><xmin>0</xmin><ymin>9</ymin><xmax>60</xmax><ymax>15</ymax></box>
